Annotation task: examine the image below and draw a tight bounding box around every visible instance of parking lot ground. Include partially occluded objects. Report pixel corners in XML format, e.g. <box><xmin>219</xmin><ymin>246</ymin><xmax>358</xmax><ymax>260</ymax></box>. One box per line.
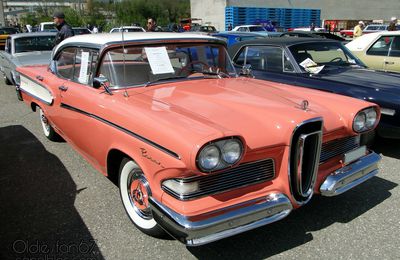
<box><xmin>1</xmin><ymin>82</ymin><xmax>399</xmax><ymax>259</ymax></box>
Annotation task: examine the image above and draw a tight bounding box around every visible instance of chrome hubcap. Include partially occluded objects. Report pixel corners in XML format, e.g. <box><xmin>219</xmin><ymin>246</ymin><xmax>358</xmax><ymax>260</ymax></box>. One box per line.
<box><xmin>128</xmin><ymin>170</ymin><xmax>152</xmax><ymax>219</ymax></box>
<box><xmin>40</xmin><ymin>110</ymin><xmax>50</xmax><ymax>133</ymax></box>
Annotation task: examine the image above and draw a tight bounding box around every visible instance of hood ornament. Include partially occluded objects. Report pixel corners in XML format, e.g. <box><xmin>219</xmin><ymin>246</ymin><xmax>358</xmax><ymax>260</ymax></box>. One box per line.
<box><xmin>300</xmin><ymin>100</ymin><xmax>309</xmax><ymax>111</ymax></box>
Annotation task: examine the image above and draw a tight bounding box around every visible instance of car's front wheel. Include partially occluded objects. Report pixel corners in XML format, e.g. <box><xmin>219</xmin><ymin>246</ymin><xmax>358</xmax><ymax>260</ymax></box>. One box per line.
<box><xmin>118</xmin><ymin>158</ymin><xmax>166</xmax><ymax>237</ymax></box>
<box><xmin>39</xmin><ymin>107</ymin><xmax>61</xmax><ymax>141</ymax></box>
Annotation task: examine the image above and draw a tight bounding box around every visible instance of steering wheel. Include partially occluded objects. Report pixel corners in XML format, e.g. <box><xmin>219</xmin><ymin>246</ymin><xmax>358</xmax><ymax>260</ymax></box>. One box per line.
<box><xmin>329</xmin><ymin>57</ymin><xmax>343</xmax><ymax>63</ymax></box>
<box><xmin>178</xmin><ymin>60</ymin><xmax>210</xmax><ymax>75</ymax></box>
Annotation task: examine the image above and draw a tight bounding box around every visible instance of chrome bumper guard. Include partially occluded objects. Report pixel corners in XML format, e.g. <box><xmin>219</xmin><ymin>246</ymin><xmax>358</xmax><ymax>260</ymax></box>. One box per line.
<box><xmin>149</xmin><ymin>193</ymin><xmax>292</xmax><ymax>246</ymax></box>
<box><xmin>320</xmin><ymin>152</ymin><xmax>381</xmax><ymax>196</ymax></box>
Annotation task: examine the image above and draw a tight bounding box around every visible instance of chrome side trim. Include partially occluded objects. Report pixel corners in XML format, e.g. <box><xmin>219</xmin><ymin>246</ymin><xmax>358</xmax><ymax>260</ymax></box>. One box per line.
<box><xmin>60</xmin><ymin>103</ymin><xmax>180</xmax><ymax>159</ymax></box>
<box><xmin>19</xmin><ymin>75</ymin><xmax>54</xmax><ymax>106</ymax></box>
<box><xmin>320</xmin><ymin>152</ymin><xmax>381</xmax><ymax>196</ymax></box>
<box><xmin>150</xmin><ymin>193</ymin><xmax>292</xmax><ymax>246</ymax></box>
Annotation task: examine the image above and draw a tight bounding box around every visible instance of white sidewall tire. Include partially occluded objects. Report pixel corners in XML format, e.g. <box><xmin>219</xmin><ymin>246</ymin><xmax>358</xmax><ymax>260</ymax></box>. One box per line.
<box><xmin>119</xmin><ymin>160</ymin><xmax>157</xmax><ymax>230</ymax></box>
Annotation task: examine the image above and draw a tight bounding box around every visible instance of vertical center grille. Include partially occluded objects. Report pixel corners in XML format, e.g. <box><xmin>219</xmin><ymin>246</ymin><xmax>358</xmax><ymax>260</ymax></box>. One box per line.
<box><xmin>289</xmin><ymin>118</ymin><xmax>323</xmax><ymax>204</ymax></box>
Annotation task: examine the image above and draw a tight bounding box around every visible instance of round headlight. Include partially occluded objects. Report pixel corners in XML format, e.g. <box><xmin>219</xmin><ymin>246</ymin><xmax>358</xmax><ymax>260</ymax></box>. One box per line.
<box><xmin>366</xmin><ymin>109</ymin><xmax>377</xmax><ymax>128</ymax></box>
<box><xmin>222</xmin><ymin>140</ymin><xmax>242</xmax><ymax>164</ymax></box>
<box><xmin>198</xmin><ymin>145</ymin><xmax>220</xmax><ymax>170</ymax></box>
<box><xmin>353</xmin><ymin>112</ymin><xmax>366</xmax><ymax>132</ymax></box>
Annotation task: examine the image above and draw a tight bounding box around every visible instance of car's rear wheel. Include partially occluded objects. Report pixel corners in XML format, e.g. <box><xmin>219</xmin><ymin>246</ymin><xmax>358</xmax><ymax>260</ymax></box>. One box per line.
<box><xmin>4</xmin><ymin>76</ymin><xmax>12</xmax><ymax>85</ymax></box>
<box><xmin>39</xmin><ymin>107</ymin><xmax>61</xmax><ymax>141</ymax></box>
<box><xmin>118</xmin><ymin>158</ymin><xmax>166</xmax><ymax>237</ymax></box>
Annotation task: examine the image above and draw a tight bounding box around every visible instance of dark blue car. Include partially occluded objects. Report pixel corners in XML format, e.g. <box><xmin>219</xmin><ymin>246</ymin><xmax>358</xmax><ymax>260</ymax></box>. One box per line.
<box><xmin>212</xmin><ymin>31</ymin><xmax>269</xmax><ymax>46</ymax></box>
<box><xmin>229</xmin><ymin>38</ymin><xmax>400</xmax><ymax>140</ymax></box>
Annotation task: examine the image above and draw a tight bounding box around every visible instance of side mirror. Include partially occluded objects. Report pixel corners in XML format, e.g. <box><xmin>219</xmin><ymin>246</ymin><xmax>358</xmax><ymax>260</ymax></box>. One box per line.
<box><xmin>93</xmin><ymin>76</ymin><xmax>113</xmax><ymax>95</ymax></box>
<box><xmin>239</xmin><ymin>64</ymin><xmax>254</xmax><ymax>78</ymax></box>
<box><xmin>93</xmin><ymin>76</ymin><xmax>110</xmax><ymax>89</ymax></box>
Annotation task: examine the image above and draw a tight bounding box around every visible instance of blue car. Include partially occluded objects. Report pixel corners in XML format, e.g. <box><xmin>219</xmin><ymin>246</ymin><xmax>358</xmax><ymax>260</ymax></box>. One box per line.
<box><xmin>229</xmin><ymin>38</ymin><xmax>400</xmax><ymax>140</ymax></box>
<box><xmin>212</xmin><ymin>32</ymin><xmax>269</xmax><ymax>46</ymax></box>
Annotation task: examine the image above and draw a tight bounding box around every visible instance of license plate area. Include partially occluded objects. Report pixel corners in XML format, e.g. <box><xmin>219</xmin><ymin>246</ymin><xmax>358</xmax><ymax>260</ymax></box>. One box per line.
<box><xmin>343</xmin><ymin>146</ymin><xmax>367</xmax><ymax>165</ymax></box>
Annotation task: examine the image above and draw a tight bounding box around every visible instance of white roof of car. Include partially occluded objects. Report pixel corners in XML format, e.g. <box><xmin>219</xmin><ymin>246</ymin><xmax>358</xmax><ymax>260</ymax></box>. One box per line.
<box><xmin>55</xmin><ymin>32</ymin><xmax>219</xmax><ymax>53</ymax></box>
<box><xmin>346</xmin><ymin>31</ymin><xmax>400</xmax><ymax>51</ymax></box>
<box><xmin>235</xmin><ymin>25</ymin><xmax>262</xmax><ymax>28</ymax></box>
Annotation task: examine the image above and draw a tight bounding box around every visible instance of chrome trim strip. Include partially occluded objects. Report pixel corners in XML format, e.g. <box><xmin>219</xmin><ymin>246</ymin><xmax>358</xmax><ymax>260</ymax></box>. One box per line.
<box><xmin>320</xmin><ymin>152</ymin><xmax>381</xmax><ymax>196</ymax></box>
<box><xmin>60</xmin><ymin>103</ymin><xmax>180</xmax><ymax>159</ymax></box>
<box><xmin>150</xmin><ymin>193</ymin><xmax>292</xmax><ymax>246</ymax></box>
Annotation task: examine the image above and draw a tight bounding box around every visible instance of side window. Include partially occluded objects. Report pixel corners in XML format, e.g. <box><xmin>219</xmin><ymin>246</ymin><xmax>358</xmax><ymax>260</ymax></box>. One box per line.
<box><xmin>73</xmin><ymin>49</ymin><xmax>98</xmax><ymax>85</ymax></box>
<box><xmin>389</xmin><ymin>36</ymin><xmax>400</xmax><ymax>57</ymax></box>
<box><xmin>234</xmin><ymin>48</ymin><xmax>246</xmax><ymax>66</ymax></box>
<box><xmin>236</xmin><ymin>46</ymin><xmax>292</xmax><ymax>73</ymax></box>
<box><xmin>367</xmin><ymin>36</ymin><xmax>394</xmax><ymax>56</ymax></box>
<box><xmin>56</xmin><ymin>48</ymin><xmax>76</xmax><ymax>79</ymax></box>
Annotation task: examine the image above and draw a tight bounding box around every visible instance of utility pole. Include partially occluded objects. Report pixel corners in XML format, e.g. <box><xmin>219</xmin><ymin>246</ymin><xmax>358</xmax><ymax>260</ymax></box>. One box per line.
<box><xmin>0</xmin><ymin>0</ymin><xmax>6</xmax><ymax>26</ymax></box>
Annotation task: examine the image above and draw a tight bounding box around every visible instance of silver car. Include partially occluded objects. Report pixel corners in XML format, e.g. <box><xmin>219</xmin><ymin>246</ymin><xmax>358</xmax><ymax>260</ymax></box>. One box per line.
<box><xmin>0</xmin><ymin>32</ymin><xmax>55</xmax><ymax>87</ymax></box>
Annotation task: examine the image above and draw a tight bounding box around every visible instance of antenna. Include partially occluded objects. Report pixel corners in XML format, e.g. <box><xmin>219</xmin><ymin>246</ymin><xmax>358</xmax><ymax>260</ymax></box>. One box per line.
<box><xmin>121</xmin><ymin>25</ymin><xmax>129</xmax><ymax>97</ymax></box>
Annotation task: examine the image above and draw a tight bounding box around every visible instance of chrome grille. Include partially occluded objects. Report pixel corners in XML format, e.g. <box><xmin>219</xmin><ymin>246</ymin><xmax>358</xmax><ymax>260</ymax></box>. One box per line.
<box><xmin>164</xmin><ymin>159</ymin><xmax>275</xmax><ymax>200</ymax></box>
<box><xmin>289</xmin><ymin>118</ymin><xmax>323</xmax><ymax>204</ymax></box>
<box><xmin>320</xmin><ymin>136</ymin><xmax>360</xmax><ymax>163</ymax></box>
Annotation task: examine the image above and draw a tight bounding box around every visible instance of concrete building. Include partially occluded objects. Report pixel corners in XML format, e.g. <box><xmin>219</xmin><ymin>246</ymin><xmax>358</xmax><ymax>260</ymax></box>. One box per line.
<box><xmin>191</xmin><ymin>0</ymin><xmax>400</xmax><ymax>30</ymax></box>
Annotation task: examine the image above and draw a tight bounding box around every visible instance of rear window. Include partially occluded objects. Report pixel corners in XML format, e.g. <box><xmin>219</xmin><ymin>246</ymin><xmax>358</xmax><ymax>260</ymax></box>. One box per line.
<box><xmin>14</xmin><ymin>36</ymin><xmax>55</xmax><ymax>53</ymax></box>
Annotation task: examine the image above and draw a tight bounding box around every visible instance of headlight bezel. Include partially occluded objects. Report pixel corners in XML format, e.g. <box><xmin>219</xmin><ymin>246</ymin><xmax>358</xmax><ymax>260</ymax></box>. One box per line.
<box><xmin>353</xmin><ymin>107</ymin><xmax>379</xmax><ymax>133</ymax></box>
<box><xmin>196</xmin><ymin>137</ymin><xmax>244</xmax><ymax>173</ymax></box>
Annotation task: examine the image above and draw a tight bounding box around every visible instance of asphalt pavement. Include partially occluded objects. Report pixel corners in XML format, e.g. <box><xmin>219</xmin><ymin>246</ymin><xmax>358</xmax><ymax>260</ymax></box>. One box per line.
<box><xmin>0</xmin><ymin>81</ymin><xmax>399</xmax><ymax>260</ymax></box>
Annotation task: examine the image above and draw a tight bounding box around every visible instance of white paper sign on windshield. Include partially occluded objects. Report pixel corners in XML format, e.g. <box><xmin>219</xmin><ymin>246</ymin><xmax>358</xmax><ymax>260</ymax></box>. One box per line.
<box><xmin>144</xmin><ymin>47</ymin><xmax>174</xmax><ymax>75</ymax></box>
<box><xmin>78</xmin><ymin>51</ymin><xmax>90</xmax><ymax>84</ymax></box>
<box><xmin>299</xmin><ymin>58</ymin><xmax>325</xmax><ymax>74</ymax></box>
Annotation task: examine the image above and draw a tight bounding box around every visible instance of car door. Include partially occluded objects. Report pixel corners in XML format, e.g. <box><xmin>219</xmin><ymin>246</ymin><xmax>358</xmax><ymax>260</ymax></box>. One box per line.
<box><xmin>51</xmin><ymin>47</ymin><xmax>106</xmax><ymax>165</ymax></box>
<box><xmin>365</xmin><ymin>35</ymin><xmax>394</xmax><ymax>71</ymax></box>
<box><xmin>385</xmin><ymin>36</ymin><xmax>400</xmax><ymax>72</ymax></box>
<box><xmin>233</xmin><ymin>45</ymin><xmax>299</xmax><ymax>85</ymax></box>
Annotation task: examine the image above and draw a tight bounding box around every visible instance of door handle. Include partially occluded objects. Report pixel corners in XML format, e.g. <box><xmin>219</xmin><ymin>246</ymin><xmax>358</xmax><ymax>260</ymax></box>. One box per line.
<box><xmin>58</xmin><ymin>85</ymin><xmax>68</xmax><ymax>91</ymax></box>
<box><xmin>36</xmin><ymin>75</ymin><xmax>44</xmax><ymax>81</ymax></box>
<box><xmin>384</xmin><ymin>61</ymin><xmax>395</xmax><ymax>65</ymax></box>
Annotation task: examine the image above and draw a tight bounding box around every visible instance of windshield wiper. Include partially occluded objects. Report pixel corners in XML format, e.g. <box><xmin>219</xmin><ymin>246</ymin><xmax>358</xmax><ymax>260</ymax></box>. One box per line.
<box><xmin>199</xmin><ymin>70</ymin><xmax>231</xmax><ymax>78</ymax></box>
<box><xmin>144</xmin><ymin>76</ymin><xmax>187</xmax><ymax>87</ymax></box>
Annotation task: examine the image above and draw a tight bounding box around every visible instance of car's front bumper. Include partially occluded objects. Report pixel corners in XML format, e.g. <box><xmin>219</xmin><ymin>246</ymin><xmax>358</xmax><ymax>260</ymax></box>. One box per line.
<box><xmin>149</xmin><ymin>193</ymin><xmax>292</xmax><ymax>246</ymax></box>
<box><xmin>320</xmin><ymin>152</ymin><xmax>381</xmax><ymax>196</ymax></box>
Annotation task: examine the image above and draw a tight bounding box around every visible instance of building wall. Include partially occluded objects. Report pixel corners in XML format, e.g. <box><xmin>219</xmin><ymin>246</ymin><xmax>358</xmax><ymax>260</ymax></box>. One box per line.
<box><xmin>191</xmin><ymin>0</ymin><xmax>400</xmax><ymax>30</ymax></box>
<box><xmin>191</xmin><ymin>0</ymin><xmax>227</xmax><ymax>30</ymax></box>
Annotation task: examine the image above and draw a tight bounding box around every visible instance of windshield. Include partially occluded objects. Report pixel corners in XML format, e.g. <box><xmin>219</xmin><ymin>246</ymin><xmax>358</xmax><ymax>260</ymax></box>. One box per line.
<box><xmin>249</xmin><ymin>26</ymin><xmax>266</xmax><ymax>32</ymax></box>
<box><xmin>99</xmin><ymin>43</ymin><xmax>237</xmax><ymax>88</ymax></box>
<box><xmin>43</xmin><ymin>24</ymin><xmax>55</xmax><ymax>30</ymax></box>
<box><xmin>15</xmin><ymin>36</ymin><xmax>55</xmax><ymax>53</ymax></box>
<box><xmin>289</xmin><ymin>42</ymin><xmax>365</xmax><ymax>71</ymax></box>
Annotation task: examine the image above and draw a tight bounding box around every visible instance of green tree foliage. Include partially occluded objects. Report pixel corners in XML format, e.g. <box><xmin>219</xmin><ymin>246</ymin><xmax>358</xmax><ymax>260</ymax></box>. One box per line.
<box><xmin>19</xmin><ymin>0</ymin><xmax>190</xmax><ymax>30</ymax></box>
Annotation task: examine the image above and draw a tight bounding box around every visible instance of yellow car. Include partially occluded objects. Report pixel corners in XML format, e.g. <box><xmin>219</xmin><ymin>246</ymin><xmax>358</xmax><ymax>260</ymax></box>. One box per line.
<box><xmin>0</xmin><ymin>27</ymin><xmax>20</xmax><ymax>50</ymax></box>
<box><xmin>346</xmin><ymin>31</ymin><xmax>400</xmax><ymax>73</ymax></box>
